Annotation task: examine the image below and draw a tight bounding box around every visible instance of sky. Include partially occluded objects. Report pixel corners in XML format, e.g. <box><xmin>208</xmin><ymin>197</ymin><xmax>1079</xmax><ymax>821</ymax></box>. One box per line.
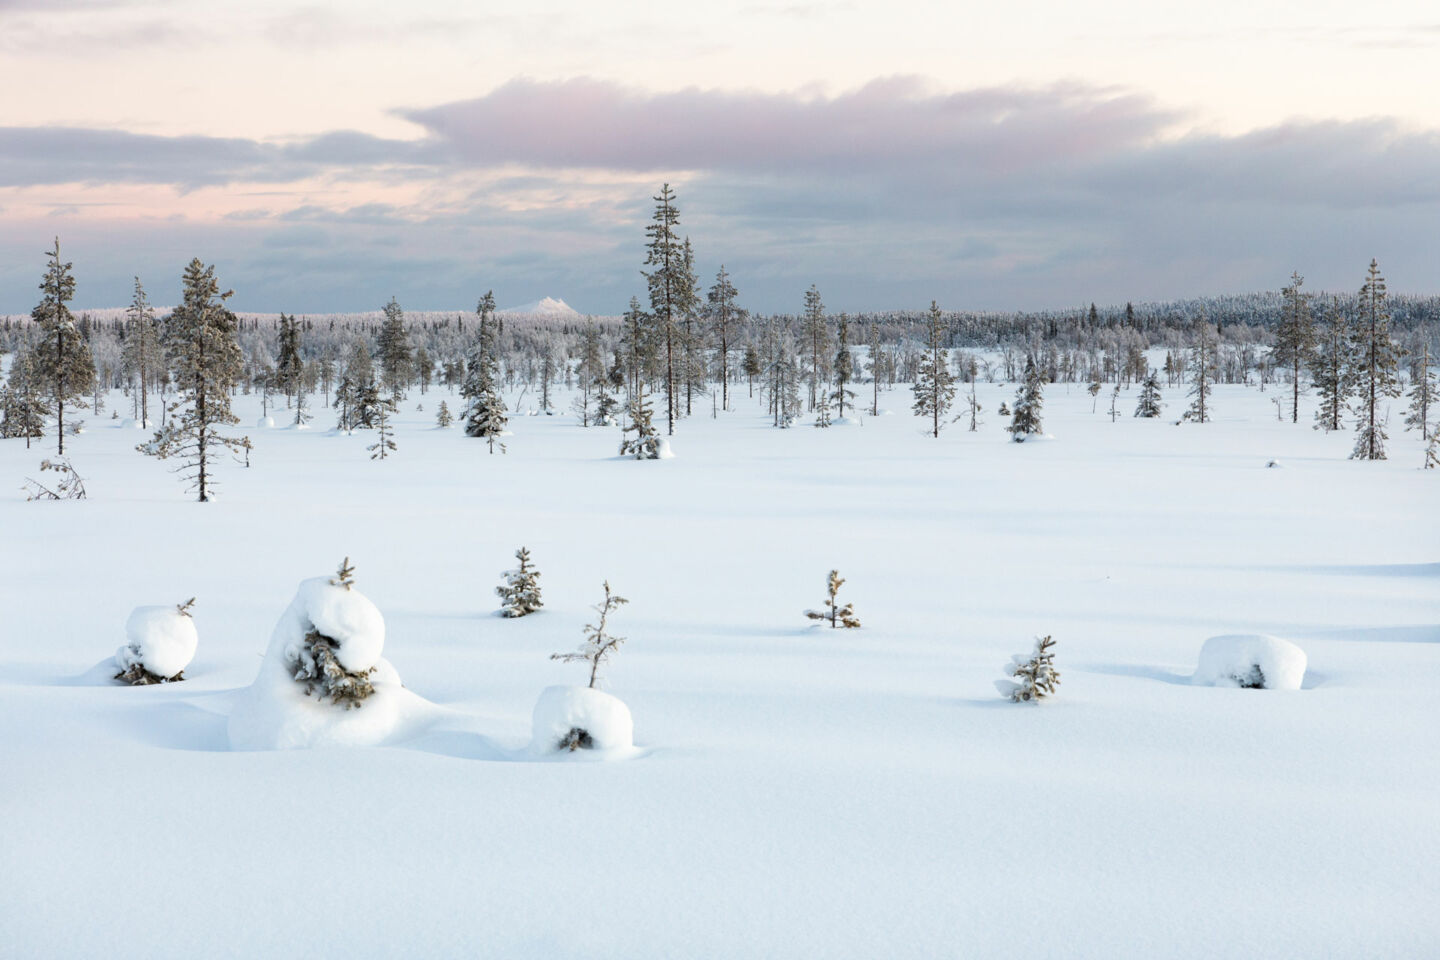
<box><xmin>1</xmin><ymin>0</ymin><xmax>1437</xmax><ymax>315</ymax></box>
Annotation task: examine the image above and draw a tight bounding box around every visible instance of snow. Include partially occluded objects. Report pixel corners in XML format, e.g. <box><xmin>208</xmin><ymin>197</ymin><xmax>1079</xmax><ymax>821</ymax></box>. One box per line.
<box><xmin>1193</xmin><ymin>634</ymin><xmax>1308</xmax><ymax>690</ymax></box>
<box><xmin>1</xmin><ymin>377</ymin><xmax>1437</xmax><ymax>958</ymax></box>
<box><xmin>226</xmin><ymin>574</ymin><xmax>433</xmax><ymax>749</ymax></box>
<box><xmin>256</xmin><ymin>416</ymin><xmax>275</xmax><ymax>428</ymax></box>
<box><xmin>530</xmin><ymin>684</ymin><xmax>636</xmax><ymax>755</ymax></box>
<box><xmin>114</xmin><ymin>605</ymin><xmax>198</xmax><ymax>680</ymax></box>
<box><xmin>498</xmin><ymin>296</ymin><xmax>581</xmax><ymax>319</ymax></box>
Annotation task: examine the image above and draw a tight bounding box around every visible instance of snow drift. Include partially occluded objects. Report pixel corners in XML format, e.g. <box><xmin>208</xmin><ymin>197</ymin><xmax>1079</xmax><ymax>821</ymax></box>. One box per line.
<box><xmin>530</xmin><ymin>685</ymin><xmax>635</xmax><ymax>756</ymax></box>
<box><xmin>1193</xmin><ymin>634</ymin><xmax>1307</xmax><ymax>690</ymax></box>
<box><xmin>114</xmin><ymin>604</ymin><xmax>198</xmax><ymax>682</ymax></box>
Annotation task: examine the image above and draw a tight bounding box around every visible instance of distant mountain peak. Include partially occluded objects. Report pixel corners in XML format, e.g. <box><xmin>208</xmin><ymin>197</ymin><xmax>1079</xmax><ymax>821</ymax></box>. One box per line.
<box><xmin>498</xmin><ymin>296</ymin><xmax>581</xmax><ymax>318</ymax></box>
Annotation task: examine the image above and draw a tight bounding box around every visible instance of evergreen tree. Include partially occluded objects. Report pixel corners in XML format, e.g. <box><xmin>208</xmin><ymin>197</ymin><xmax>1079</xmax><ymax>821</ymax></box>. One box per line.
<box><xmin>30</xmin><ymin>238</ymin><xmax>95</xmax><ymax>454</ymax></box>
<box><xmin>679</xmin><ymin>237</ymin><xmax>705</xmax><ymax>417</ymax></box>
<box><xmin>274</xmin><ymin>313</ymin><xmax>304</xmax><ymax>408</ymax></box>
<box><xmin>831</xmin><ymin>312</ymin><xmax>856</xmax><ymax>419</ymax></box>
<box><xmin>376</xmin><ymin>297</ymin><xmax>413</xmax><ymax>393</ymax></box>
<box><xmin>911</xmin><ymin>301</ymin><xmax>955</xmax><ymax>437</ymax></box>
<box><xmin>1184</xmin><ymin>320</ymin><xmax>1218</xmax><ymax>423</ymax></box>
<box><xmin>867</xmin><ymin>321</ymin><xmax>884</xmax><ymax>417</ymax></box>
<box><xmin>551</xmin><ymin>581</ymin><xmax>628</xmax><ymax>690</ymax></box>
<box><xmin>1087</xmin><ymin>373</ymin><xmax>1103</xmax><ymax>412</ymax></box>
<box><xmin>1405</xmin><ymin>340</ymin><xmax>1435</xmax><ymax>440</ymax></box>
<box><xmin>996</xmin><ymin>636</ymin><xmax>1060</xmax><ymax>702</ymax></box>
<box><xmin>414</xmin><ymin>344</ymin><xmax>432</xmax><ymax>394</ymax></box>
<box><xmin>1134</xmin><ymin>368</ymin><xmax>1163</xmax><ymax>418</ymax></box>
<box><xmin>1</xmin><ymin>349</ymin><xmax>47</xmax><ymax>445</ymax></box>
<box><xmin>962</xmin><ymin>378</ymin><xmax>982</xmax><ymax>432</ymax></box>
<box><xmin>1310</xmin><ymin>298</ymin><xmax>1352</xmax><ymax>433</ymax></box>
<box><xmin>436</xmin><ymin>399</ymin><xmax>454</xmax><ymax>428</ymax></box>
<box><xmin>496</xmin><ymin>547</ymin><xmax>543</xmax><ymax>617</ymax></box>
<box><xmin>804</xmin><ymin>570</ymin><xmax>860</xmax><ymax>629</ymax></box>
<box><xmin>1274</xmin><ymin>272</ymin><xmax>1316</xmax><ymax>423</ymax></box>
<box><xmin>619</xmin><ymin>387</ymin><xmax>662</xmax><ymax>458</ymax></box>
<box><xmin>368</xmin><ymin>391</ymin><xmax>396</xmax><ymax>459</ymax></box>
<box><xmin>801</xmin><ymin>285</ymin><xmax>830</xmax><ymax>410</ymax></box>
<box><xmin>742</xmin><ymin>343</ymin><xmax>762</xmax><ymax>399</ymax></box>
<box><xmin>707</xmin><ymin>265</ymin><xmax>740</xmax><ymax>412</ymax></box>
<box><xmin>573</xmin><ymin>322</ymin><xmax>605</xmax><ymax>426</ymax></box>
<box><xmin>1009</xmin><ymin>355</ymin><xmax>1046</xmax><ymax>441</ymax></box>
<box><xmin>139</xmin><ymin>258</ymin><xmax>246</xmax><ymax>502</ymax></box>
<box><xmin>1350</xmin><ymin>259</ymin><xmax>1402</xmax><ymax>460</ymax></box>
<box><xmin>462</xmin><ymin>342</ymin><xmax>508</xmax><ymax>453</ymax></box>
<box><xmin>643</xmin><ymin>184</ymin><xmax>686</xmax><ymax>435</ymax></box>
<box><xmin>122</xmin><ymin>276</ymin><xmax>161</xmax><ymax>426</ymax></box>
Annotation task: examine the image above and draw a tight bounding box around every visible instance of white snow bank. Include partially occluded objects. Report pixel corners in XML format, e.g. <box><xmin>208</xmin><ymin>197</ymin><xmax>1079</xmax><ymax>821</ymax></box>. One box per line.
<box><xmin>1193</xmin><ymin>634</ymin><xmax>1306</xmax><ymax>690</ymax></box>
<box><xmin>656</xmin><ymin>438</ymin><xmax>675</xmax><ymax>459</ymax></box>
<box><xmin>118</xmin><ymin>418</ymin><xmax>150</xmax><ymax>430</ymax></box>
<box><xmin>530</xmin><ymin>685</ymin><xmax>635</xmax><ymax>756</ymax></box>
<box><xmin>114</xmin><ymin>605</ymin><xmax>198</xmax><ymax>680</ymax></box>
<box><xmin>227</xmin><ymin>575</ymin><xmax>434</xmax><ymax>750</ymax></box>
<box><xmin>256</xmin><ymin>416</ymin><xmax>275</xmax><ymax>428</ymax></box>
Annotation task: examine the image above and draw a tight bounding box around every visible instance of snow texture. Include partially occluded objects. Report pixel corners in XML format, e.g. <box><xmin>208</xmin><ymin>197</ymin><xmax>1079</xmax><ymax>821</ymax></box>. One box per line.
<box><xmin>227</xmin><ymin>576</ymin><xmax>431</xmax><ymax>749</ymax></box>
<box><xmin>531</xmin><ymin>684</ymin><xmax>635</xmax><ymax>755</ymax></box>
<box><xmin>113</xmin><ymin>605</ymin><xmax>198</xmax><ymax>680</ymax></box>
<box><xmin>1193</xmin><ymin>634</ymin><xmax>1307</xmax><ymax>690</ymax></box>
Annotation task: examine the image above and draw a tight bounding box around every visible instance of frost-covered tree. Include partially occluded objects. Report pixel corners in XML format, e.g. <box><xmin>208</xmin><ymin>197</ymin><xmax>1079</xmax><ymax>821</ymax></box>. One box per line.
<box><xmin>831</xmin><ymin>312</ymin><xmax>856</xmax><ymax>420</ymax></box>
<box><xmin>551</xmin><ymin>581</ymin><xmax>628</xmax><ymax>689</ymax></box>
<box><xmin>1273</xmin><ymin>273</ymin><xmax>1315</xmax><ymax>423</ymax></box>
<box><xmin>867</xmin><ymin>321</ymin><xmax>884</xmax><ymax>417</ymax></box>
<box><xmin>573</xmin><ymin>323</ymin><xmax>605</xmax><ymax>426</ymax></box>
<box><xmin>1350</xmin><ymin>259</ymin><xmax>1402</xmax><ymax>460</ymax></box>
<box><xmin>292</xmin><ymin>558</ymin><xmax>377</xmax><ymax>708</ymax></box>
<box><xmin>368</xmin><ymin>392</ymin><xmax>396</xmax><ymax>460</ymax></box>
<box><xmin>376</xmin><ymin>297</ymin><xmax>413</xmax><ymax>393</ymax></box>
<box><xmin>912</xmin><ymin>301</ymin><xmax>955</xmax><ymax>437</ymax></box>
<box><xmin>804</xmin><ymin>569</ymin><xmax>860</xmax><ymax>629</ymax></box>
<box><xmin>1310</xmin><ymin>298</ymin><xmax>1352</xmax><ymax>433</ymax></box>
<box><xmin>435</xmin><ymin>400</ymin><xmax>454</xmax><ymax>428</ymax></box>
<box><xmin>801</xmin><ymin>285</ymin><xmax>830</xmax><ymax>410</ymax></box>
<box><xmin>30</xmin><ymin>238</ymin><xmax>95</xmax><ymax>454</ymax></box>
<box><xmin>22</xmin><ymin>457</ymin><xmax>87</xmax><ymax>500</ymax></box>
<box><xmin>139</xmin><ymin>259</ymin><xmax>246</xmax><ymax>502</ymax></box>
<box><xmin>619</xmin><ymin>387</ymin><xmax>662</xmax><ymax>458</ymax></box>
<box><xmin>1009</xmin><ymin>355</ymin><xmax>1045</xmax><ymax>441</ymax></box>
<box><xmin>122</xmin><ymin>277</ymin><xmax>162</xmax><ymax>426</ymax></box>
<box><xmin>1183</xmin><ymin>320</ymin><xmax>1218</xmax><ymax>423</ymax></box>
<box><xmin>962</xmin><ymin>378</ymin><xmax>982</xmax><ymax>432</ymax></box>
<box><xmin>274</xmin><ymin>313</ymin><xmax>304</xmax><ymax>409</ymax></box>
<box><xmin>496</xmin><ymin>546</ymin><xmax>543</xmax><ymax>617</ymax></box>
<box><xmin>1134</xmin><ymin>368</ymin><xmax>1163</xmax><ymax>418</ymax></box>
<box><xmin>462</xmin><ymin>335</ymin><xmax>508</xmax><ymax>453</ymax></box>
<box><xmin>1405</xmin><ymin>340</ymin><xmax>1435</xmax><ymax>440</ymax></box>
<box><xmin>1</xmin><ymin>349</ymin><xmax>47</xmax><ymax>446</ymax></box>
<box><xmin>707</xmin><ymin>265</ymin><xmax>740</xmax><ymax>412</ymax></box>
<box><xmin>764</xmin><ymin>322</ymin><xmax>803</xmax><ymax>427</ymax></box>
<box><xmin>996</xmin><ymin>635</ymin><xmax>1060</xmax><ymax>702</ymax></box>
<box><xmin>644</xmin><ymin>184</ymin><xmax>687</xmax><ymax>435</ymax></box>
<box><xmin>1087</xmin><ymin>373</ymin><xmax>1103</xmax><ymax>412</ymax></box>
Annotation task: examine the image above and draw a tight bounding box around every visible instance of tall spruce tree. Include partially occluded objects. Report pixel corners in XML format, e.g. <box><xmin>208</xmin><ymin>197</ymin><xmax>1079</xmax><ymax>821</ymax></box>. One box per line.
<box><xmin>1405</xmin><ymin>339</ymin><xmax>1435</xmax><ymax>440</ymax></box>
<box><xmin>122</xmin><ymin>276</ymin><xmax>161</xmax><ymax>426</ymax></box>
<box><xmin>1134</xmin><ymin>368</ymin><xmax>1163</xmax><ymax>418</ymax></box>
<box><xmin>1350</xmin><ymin>259</ymin><xmax>1402</xmax><ymax>460</ymax></box>
<box><xmin>707</xmin><ymin>265</ymin><xmax>740</xmax><ymax>412</ymax></box>
<box><xmin>643</xmin><ymin>184</ymin><xmax>685</xmax><ymax>435</ymax></box>
<box><xmin>911</xmin><ymin>301</ymin><xmax>955</xmax><ymax>437</ymax></box>
<box><xmin>140</xmin><ymin>258</ymin><xmax>246</xmax><ymax>501</ymax></box>
<box><xmin>832</xmin><ymin>313</ymin><xmax>856</xmax><ymax>420</ymax></box>
<box><xmin>801</xmin><ymin>285</ymin><xmax>830</xmax><ymax>410</ymax></box>
<box><xmin>1009</xmin><ymin>355</ymin><xmax>1046</xmax><ymax>441</ymax></box>
<box><xmin>1310</xmin><ymin>298</ymin><xmax>1352</xmax><ymax>432</ymax></box>
<box><xmin>462</xmin><ymin>336</ymin><xmax>508</xmax><ymax>454</ymax></box>
<box><xmin>274</xmin><ymin>312</ymin><xmax>304</xmax><ymax>409</ymax></box>
<box><xmin>30</xmin><ymin>238</ymin><xmax>95</xmax><ymax>454</ymax></box>
<box><xmin>1274</xmin><ymin>272</ymin><xmax>1316</xmax><ymax>423</ymax></box>
<box><xmin>1184</xmin><ymin>320</ymin><xmax>1218</xmax><ymax>423</ymax></box>
<box><xmin>376</xmin><ymin>297</ymin><xmax>413</xmax><ymax>393</ymax></box>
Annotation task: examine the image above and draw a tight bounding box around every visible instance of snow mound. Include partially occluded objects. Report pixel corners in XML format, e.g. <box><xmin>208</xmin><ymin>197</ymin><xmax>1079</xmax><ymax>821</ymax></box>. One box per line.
<box><xmin>256</xmin><ymin>416</ymin><xmax>275</xmax><ymax>428</ymax></box>
<box><xmin>1194</xmin><ymin>634</ymin><xmax>1307</xmax><ymax>690</ymax></box>
<box><xmin>498</xmin><ymin>297</ymin><xmax>581</xmax><ymax>320</ymax></box>
<box><xmin>227</xmin><ymin>574</ymin><xmax>434</xmax><ymax>750</ymax></box>
<box><xmin>530</xmin><ymin>685</ymin><xmax>635</xmax><ymax>756</ymax></box>
<box><xmin>118</xmin><ymin>418</ymin><xmax>150</xmax><ymax>430</ymax></box>
<box><xmin>113</xmin><ymin>606</ymin><xmax>198</xmax><ymax>680</ymax></box>
<box><xmin>656</xmin><ymin>438</ymin><xmax>675</xmax><ymax>459</ymax></box>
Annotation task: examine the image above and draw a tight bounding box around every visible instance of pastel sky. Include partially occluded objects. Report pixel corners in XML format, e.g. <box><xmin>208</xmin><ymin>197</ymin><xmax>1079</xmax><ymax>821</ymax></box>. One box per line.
<box><xmin>2</xmin><ymin>0</ymin><xmax>1437</xmax><ymax>314</ymax></box>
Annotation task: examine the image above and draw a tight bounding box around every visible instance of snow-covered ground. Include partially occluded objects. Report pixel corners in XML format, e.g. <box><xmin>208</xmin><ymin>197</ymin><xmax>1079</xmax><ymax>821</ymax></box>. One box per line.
<box><xmin>1</xmin><ymin>380</ymin><xmax>1435</xmax><ymax>959</ymax></box>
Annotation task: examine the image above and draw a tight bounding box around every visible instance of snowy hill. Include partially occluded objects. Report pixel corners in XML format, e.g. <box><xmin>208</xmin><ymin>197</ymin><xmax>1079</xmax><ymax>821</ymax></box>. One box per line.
<box><xmin>497</xmin><ymin>296</ymin><xmax>582</xmax><ymax>319</ymax></box>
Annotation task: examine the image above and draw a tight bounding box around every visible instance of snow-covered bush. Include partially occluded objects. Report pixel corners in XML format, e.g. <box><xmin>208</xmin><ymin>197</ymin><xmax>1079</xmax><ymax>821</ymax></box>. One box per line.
<box><xmin>536</xmin><ymin>581</ymin><xmax>634</xmax><ymax>754</ymax></box>
<box><xmin>114</xmin><ymin>599</ymin><xmax>198</xmax><ymax>684</ymax></box>
<box><xmin>804</xmin><ymin>569</ymin><xmax>860</xmax><ymax>629</ymax></box>
<box><xmin>228</xmin><ymin>557</ymin><xmax>427</xmax><ymax>750</ymax></box>
<box><xmin>496</xmin><ymin>547</ymin><xmax>543</xmax><ymax>617</ymax></box>
<box><xmin>996</xmin><ymin>635</ymin><xmax>1060</xmax><ymax>702</ymax></box>
<box><xmin>1193</xmin><ymin>635</ymin><xmax>1306</xmax><ymax>690</ymax></box>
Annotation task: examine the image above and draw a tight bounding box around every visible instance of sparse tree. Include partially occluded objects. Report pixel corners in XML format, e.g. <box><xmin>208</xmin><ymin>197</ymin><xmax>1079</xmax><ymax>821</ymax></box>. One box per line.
<box><xmin>122</xmin><ymin>277</ymin><xmax>161</xmax><ymax>426</ymax></box>
<box><xmin>1405</xmin><ymin>340</ymin><xmax>1435</xmax><ymax>440</ymax></box>
<box><xmin>1184</xmin><ymin>320</ymin><xmax>1218</xmax><ymax>423</ymax></box>
<box><xmin>1134</xmin><ymin>369</ymin><xmax>1163</xmax><ymax>418</ymax></box>
<box><xmin>551</xmin><ymin>581</ymin><xmax>628</xmax><ymax>689</ymax></box>
<box><xmin>804</xmin><ymin>570</ymin><xmax>861</xmax><ymax>629</ymax></box>
<box><xmin>30</xmin><ymin>238</ymin><xmax>96</xmax><ymax>454</ymax></box>
<box><xmin>996</xmin><ymin>635</ymin><xmax>1060</xmax><ymax>702</ymax></box>
<box><xmin>1274</xmin><ymin>272</ymin><xmax>1316</xmax><ymax>423</ymax></box>
<box><xmin>1350</xmin><ymin>259</ymin><xmax>1402</xmax><ymax>460</ymax></box>
<box><xmin>1311</xmin><ymin>298</ymin><xmax>1352</xmax><ymax>433</ymax></box>
<box><xmin>912</xmin><ymin>301</ymin><xmax>955</xmax><ymax>437</ymax></box>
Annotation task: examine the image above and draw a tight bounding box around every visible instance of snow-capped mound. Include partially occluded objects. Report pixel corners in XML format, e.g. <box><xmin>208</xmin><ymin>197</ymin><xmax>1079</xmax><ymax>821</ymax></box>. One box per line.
<box><xmin>530</xmin><ymin>685</ymin><xmax>635</xmax><ymax>756</ymax></box>
<box><xmin>227</xmin><ymin>565</ymin><xmax>434</xmax><ymax>750</ymax></box>
<box><xmin>114</xmin><ymin>604</ymin><xmax>198</xmax><ymax>682</ymax></box>
<box><xmin>498</xmin><ymin>297</ymin><xmax>581</xmax><ymax>320</ymax></box>
<box><xmin>256</xmin><ymin>416</ymin><xmax>275</xmax><ymax>428</ymax></box>
<box><xmin>1194</xmin><ymin>634</ymin><xmax>1306</xmax><ymax>690</ymax></box>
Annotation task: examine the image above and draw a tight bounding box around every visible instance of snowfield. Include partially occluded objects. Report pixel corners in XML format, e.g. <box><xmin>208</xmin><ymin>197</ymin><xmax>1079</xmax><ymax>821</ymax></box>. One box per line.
<box><xmin>0</xmin><ymin>379</ymin><xmax>1436</xmax><ymax>959</ymax></box>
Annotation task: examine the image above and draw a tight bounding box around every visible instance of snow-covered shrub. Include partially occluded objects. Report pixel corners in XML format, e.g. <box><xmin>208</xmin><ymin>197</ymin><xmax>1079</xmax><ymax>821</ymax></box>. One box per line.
<box><xmin>228</xmin><ymin>557</ymin><xmax>426</xmax><ymax>750</ymax></box>
<box><xmin>1193</xmin><ymin>635</ymin><xmax>1306</xmax><ymax>690</ymax></box>
<box><xmin>23</xmin><ymin>458</ymin><xmax>87</xmax><ymax>500</ymax></box>
<box><xmin>804</xmin><ymin>569</ymin><xmax>860</xmax><ymax>629</ymax></box>
<box><xmin>496</xmin><ymin>547</ymin><xmax>543</xmax><ymax>617</ymax></box>
<box><xmin>114</xmin><ymin>599</ymin><xmax>198</xmax><ymax>685</ymax></box>
<box><xmin>537</xmin><ymin>581</ymin><xmax>634</xmax><ymax>754</ymax></box>
<box><xmin>996</xmin><ymin>635</ymin><xmax>1060</xmax><ymax>702</ymax></box>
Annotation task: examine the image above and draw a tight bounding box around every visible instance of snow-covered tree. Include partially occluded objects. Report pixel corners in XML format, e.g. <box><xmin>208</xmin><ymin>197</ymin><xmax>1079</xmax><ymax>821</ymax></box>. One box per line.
<box><xmin>801</xmin><ymin>285</ymin><xmax>830</xmax><ymax>410</ymax></box>
<box><xmin>551</xmin><ymin>581</ymin><xmax>628</xmax><ymax>689</ymax></box>
<box><xmin>1350</xmin><ymin>259</ymin><xmax>1402</xmax><ymax>460</ymax></box>
<box><xmin>1</xmin><ymin>349</ymin><xmax>47</xmax><ymax>446</ymax></box>
<box><xmin>573</xmin><ymin>322</ymin><xmax>605</xmax><ymax>427</ymax></box>
<box><xmin>22</xmin><ymin>457</ymin><xmax>87</xmax><ymax>500</ymax></box>
<box><xmin>30</xmin><ymin>238</ymin><xmax>95</xmax><ymax>455</ymax></box>
<box><xmin>962</xmin><ymin>378</ymin><xmax>982</xmax><ymax>432</ymax></box>
<box><xmin>122</xmin><ymin>276</ymin><xmax>162</xmax><ymax>426</ymax></box>
<box><xmin>114</xmin><ymin>598</ymin><xmax>196</xmax><ymax>685</ymax></box>
<box><xmin>1183</xmin><ymin>320</ymin><xmax>1218</xmax><ymax>423</ymax></box>
<box><xmin>1009</xmin><ymin>355</ymin><xmax>1045</xmax><ymax>441</ymax></box>
<box><xmin>1405</xmin><ymin>340</ymin><xmax>1435</xmax><ymax>440</ymax></box>
<box><xmin>1311</xmin><ymin>298</ymin><xmax>1352</xmax><ymax>433</ymax></box>
<box><xmin>435</xmin><ymin>400</ymin><xmax>454</xmax><ymax>428</ymax></box>
<box><xmin>912</xmin><ymin>301</ymin><xmax>955</xmax><ymax>438</ymax></box>
<box><xmin>290</xmin><ymin>558</ymin><xmax>378</xmax><ymax>709</ymax></box>
<box><xmin>619</xmin><ymin>387</ymin><xmax>662</xmax><ymax>458</ymax></box>
<box><xmin>831</xmin><ymin>312</ymin><xmax>856</xmax><ymax>420</ymax></box>
<box><xmin>707</xmin><ymin>265</ymin><xmax>741</xmax><ymax>412</ymax></box>
<box><xmin>139</xmin><ymin>258</ymin><xmax>246</xmax><ymax>502</ymax></box>
<box><xmin>644</xmin><ymin>184</ymin><xmax>688</xmax><ymax>435</ymax></box>
<box><xmin>1274</xmin><ymin>272</ymin><xmax>1316</xmax><ymax>423</ymax></box>
<box><xmin>462</xmin><ymin>339</ymin><xmax>508</xmax><ymax>453</ymax></box>
<box><xmin>804</xmin><ymin>569</ymin><xmax>860</xmax><ymax>629</ymax></box>
<box><xmin>996</xmin><ymin>635</ymin><xmax>1060</xmax><ymax>702</ymax></box>
<box><xmin>376</xmin><ymin>297</ymin><xmax>413</xmax><ymax>393</ymax></box>
<box><xmin>1134</xmin><ymin>368</ymin><xmax>1163</xmax><ymax>418</ymax></box>
<box><xmin>496</xmin><ymin>547</ymin><xmax>543</xmax><ymax>617</ymax></box>
<box><xmin>368</xmin><ymin>392</ymin><xmax>396</xmax><ymax>460</ymax></box>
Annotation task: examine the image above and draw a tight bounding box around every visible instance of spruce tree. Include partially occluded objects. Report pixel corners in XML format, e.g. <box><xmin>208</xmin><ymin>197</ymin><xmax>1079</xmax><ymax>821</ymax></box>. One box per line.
<box><xmin>462</xmin><ymin>341</ymin><xmax>508</xmax><ymax>454</ymax></box>
<box><xmin>804</xmin><ymin>570</ymin><xmax>860</xmax><ymax>629</ymax></box>
<box><xmin>911</xmin><ymin>301</ymin><xmax>955</xmax><ymax>437</ymax></box>
<box><xmin>496</xmin><ymin>547</ymin><xmax>543</xmax><ymax>617</ymax></box>
<box><xmin>742</xmin><ymin>343</ymin><xmax>761</xmax><ymax>399</ymax></box>
<box><xmin>1405</xmin><ymin>339</ymin><xmax>1435</xmax><ymax>440</ymax></box>
<box><xmin>1274</xmin><ymin>272</ymin><xmax>1316</xmax><ymax>423</ymax></box>
<box><xmin>139</xmin><ymin>258</ymin><xmax>246</xmax><ymax>502</ymax></box>
<box><xmin>30</xmin><ymin>238</ymin><xmax>95</xmax><ymax>455</ymax></box>
<box><xmin>643</xmin><ymin>184</ymin><xmax>686</xmax><ymax>435</ymax></box>
<box><xmin>274</xmin><ymin>313</ymin><xmax>304</xmax><ymax>408</ymax></box>
<box><xmin>1009</xmin><ymin>355</ymin><xmax>1046</xmax><ymax>441</ymax></box>
<box><xmin>1184</xmin><ymin>320</ymin><xmax>1218</xmax><ymax>423</ymax></box>
<box><xmin>368</xmin><ymin>392</ymin><xmax>396</xmax><ymax>459</ymax></box>
<box><xmin>1</xmin><ymin>349</ymin><xmax>47</xmax><ymax>446</ymax></box>
<box><xmin>376</xmin><ymin>297</ymin><xmax>413</xmax><ymax>393</ymax></box>
<box><xmin>573</xmin><ymin>322</ymin><xmax>605</xmax><ymax>426</ymax></box>
<box><xmin>867</xmin><ymin>321</ymin><xmax>884</xmax><ymax>416</ymax></box>
<box><xmin>1350</xmin><ymin>259</ymin><xmax>1402</xmax><ymax>460</ymax></box>
<box><xmin>619</xmin><ymin>387</ymin><xmax>662</xmax><ymax>458</ymax></box>
<box><xmin>1134</xmin><ymin>368</ymin><xmax>1163</xmax><ymax>418</ymax></box>
<box><xmin>1310</xmin><ymin>298</ymin><xmax>1352</xmax><ymax>433</ymax></box>
<box><xmin>997</xmin><ymin>636</ymin><xmax>1060</xmax><ymax>702</ymax></box>
<box><xmin>122</xmin><ymin>276</ymin><xmax>161</xmax><ymax>426</ymax></box>
<box><xmin>801</xmin><ymin>285</ymin><xmax>831</xmax><ymax>411</ymax></box>
<box><xmin>832</xmin><ymin>312</ymin><xmax>856</xmax><ymax>420</ymax></box>
<box><xmin>707</xmin><ymin>265</ymin><xmax>740</xmax><ymax>412</ymax></box>
<box><xmin>436</xmin><ymin>400</ymin><xmax>454</xmax><ymax>428</ymax></box>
